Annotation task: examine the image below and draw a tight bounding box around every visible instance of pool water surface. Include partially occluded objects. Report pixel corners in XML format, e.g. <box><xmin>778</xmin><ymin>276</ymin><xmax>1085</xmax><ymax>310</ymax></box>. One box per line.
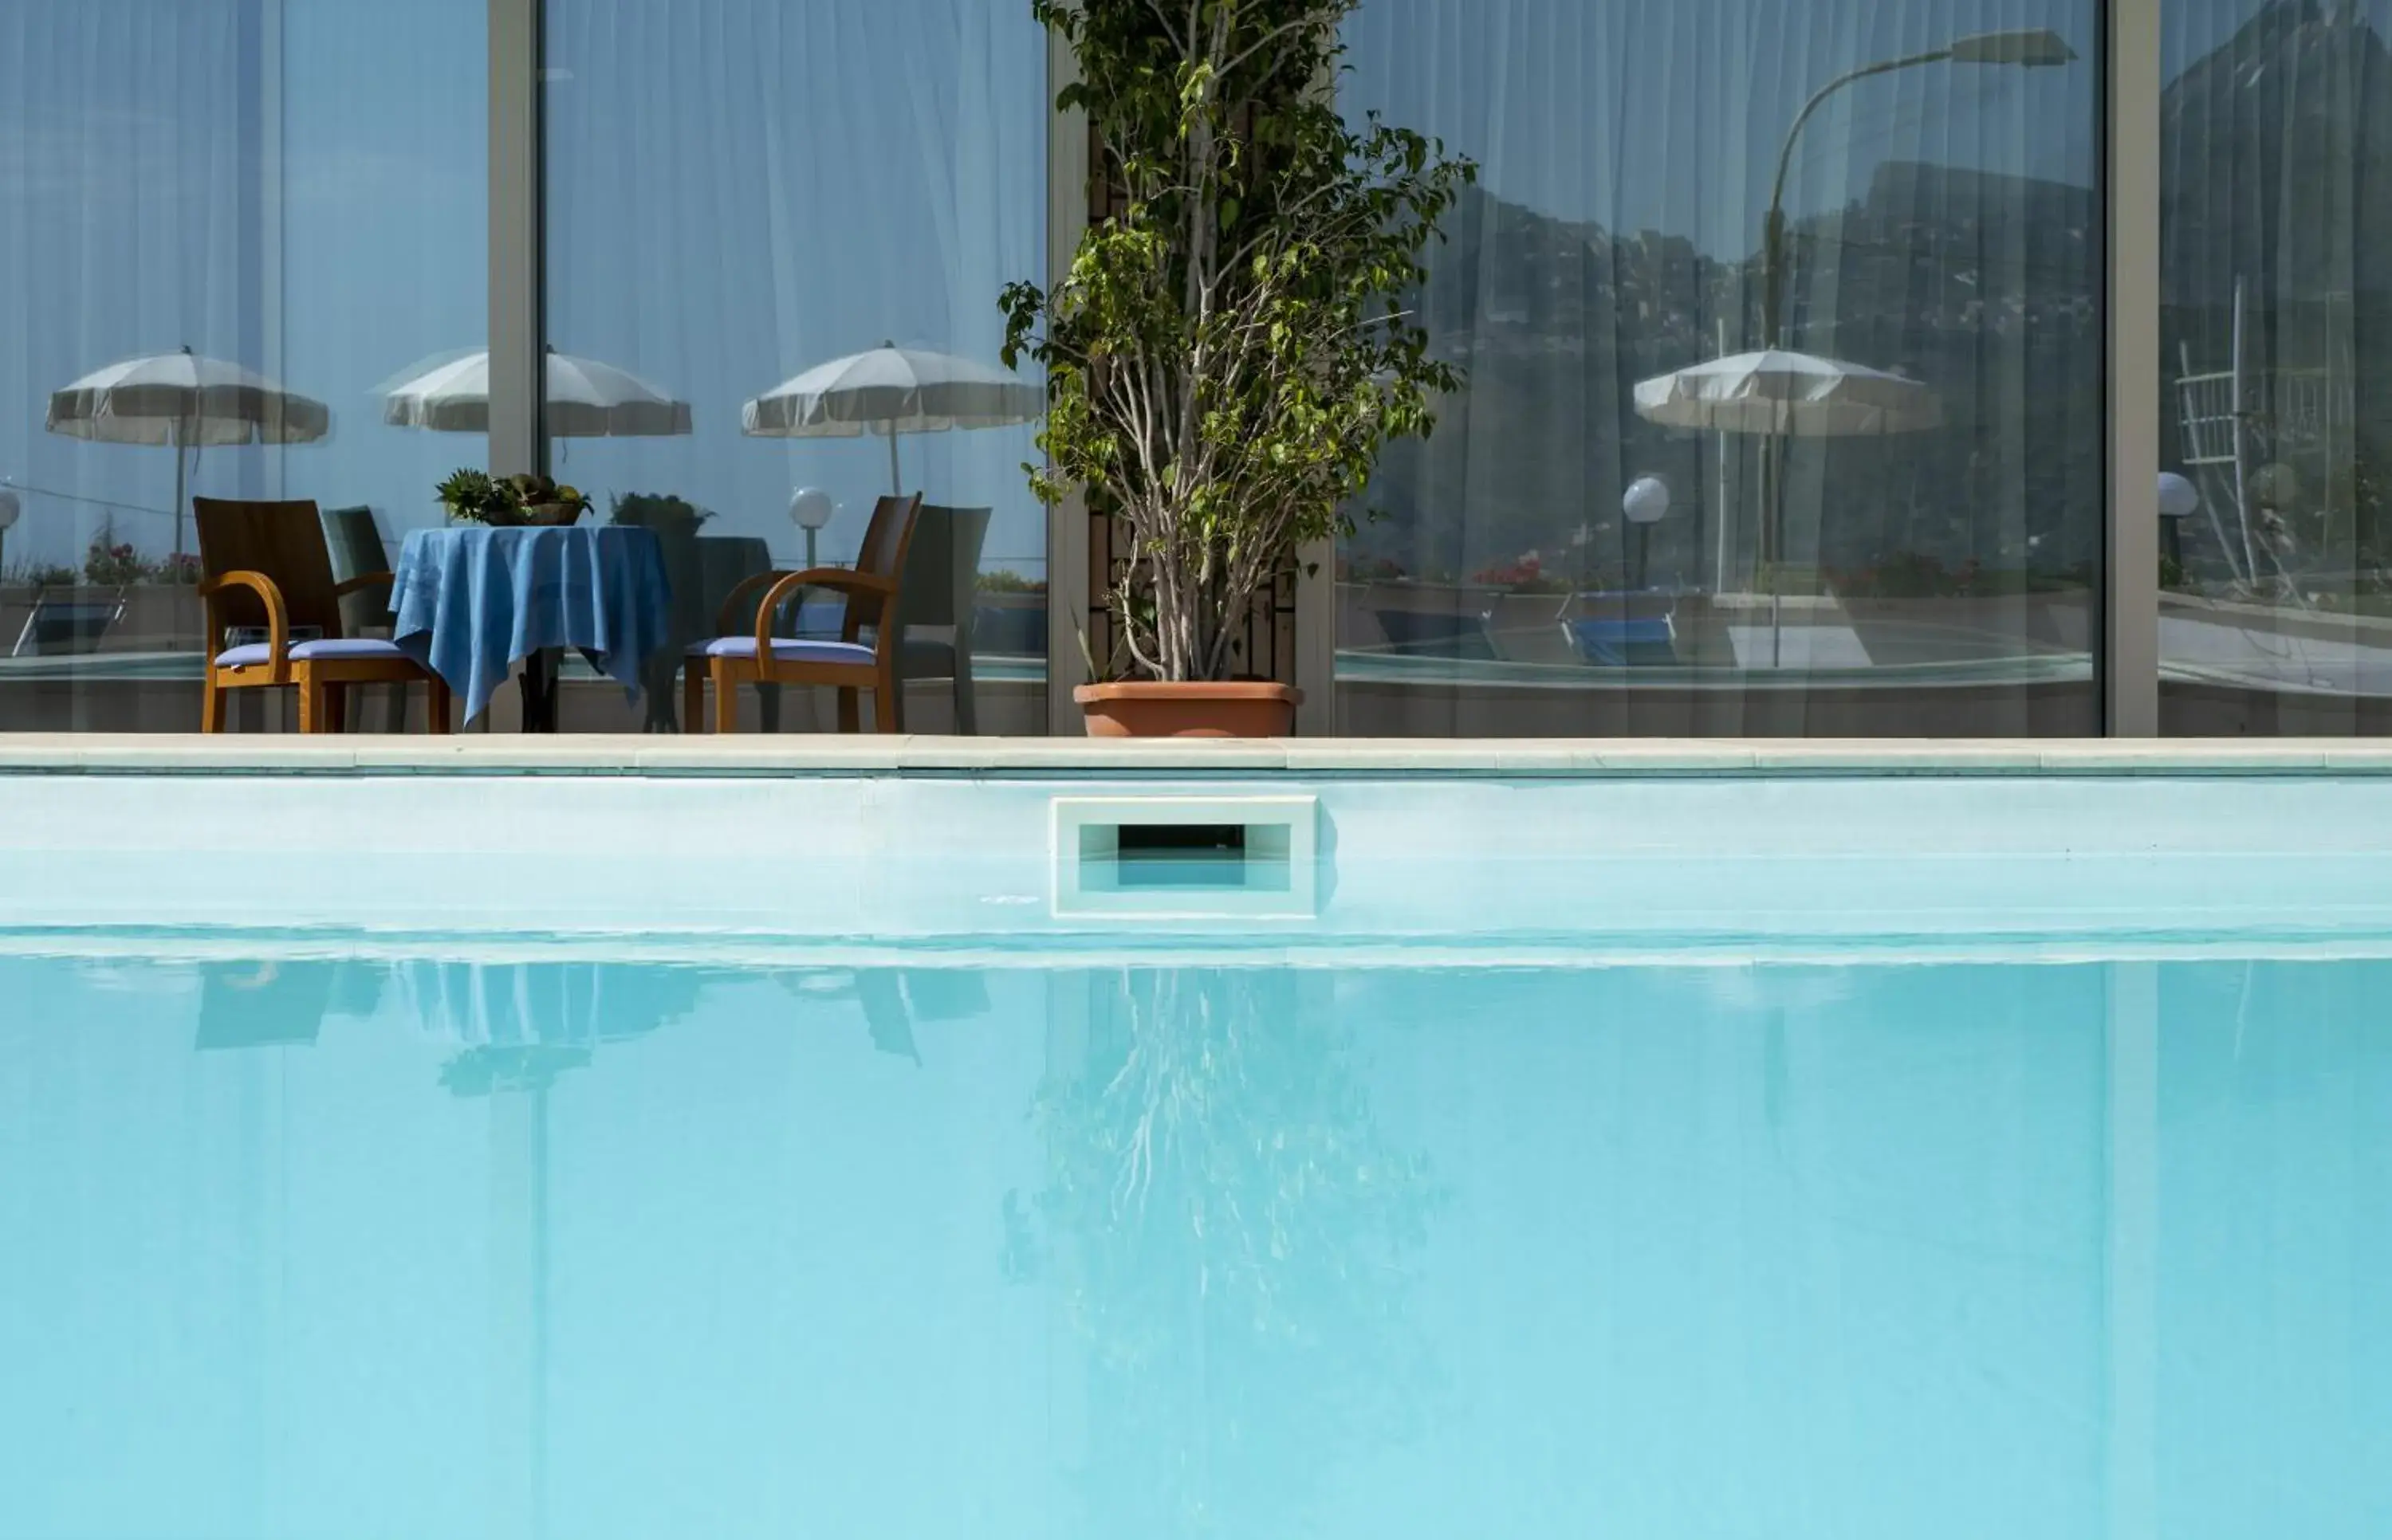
<box><xmin>2</xmin><ymin>944</ymin><xmax>2386</xmax><ymax>1538</ymax></box>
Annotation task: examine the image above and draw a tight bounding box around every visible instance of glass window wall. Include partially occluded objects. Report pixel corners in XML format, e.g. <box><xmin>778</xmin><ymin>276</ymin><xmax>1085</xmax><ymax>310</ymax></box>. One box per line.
<box><xmin>540</xmin><ymin>0</ymin><xmax>1048</xmax><ymax>735</ymax></box>
<box><xmin>1336</xmin><ymin>0</ymin><xmax>2106</xmax><ymax>737</ymax></box>
<box><xmin>7</xmin><ymin>1</ymin><xmax>2390</xmax><ymax>741</ymax></box>
<box><xmin>0</xmin><ymin>0</ymin><xmax>487</xmax><ymax>732</ymax></box>
<box><xmin>2158</xmin><ymin>0</ymin><xmax>2392</xmax><ymax>734</ymax></box>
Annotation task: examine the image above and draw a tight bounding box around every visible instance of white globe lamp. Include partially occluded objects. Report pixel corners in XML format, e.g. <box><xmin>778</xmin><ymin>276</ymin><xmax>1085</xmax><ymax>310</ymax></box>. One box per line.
<box><xmin>789</xmin><ymin>486</ymin><xmax>835</xmax><ymax>568</ymax></box>
<box><xmin>1621</xmin><ymin>476</ymin><xmax>1671</xmax><ymax>588</ymax></box>
<box><xmin>1622</xmin><ymin>476</ymin><xmax>1672</xmax><ymax>526</ymax></box>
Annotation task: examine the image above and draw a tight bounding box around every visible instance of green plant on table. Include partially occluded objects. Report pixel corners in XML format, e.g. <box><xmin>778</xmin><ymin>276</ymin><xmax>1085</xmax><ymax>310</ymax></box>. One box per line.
<box><xmin>436</xmin><ymin>468</ymin><xmax>507</xmax><ymax>524</ymax></box>
<box><xmin>437</xmin><ymin>469</ymin><xmax>589</xmax><ymax>524</ymax></box>
<box><xmin>1001</xmin><ymin>0</ymin><xmax>1473</xmax><ymax>682</ymax></box>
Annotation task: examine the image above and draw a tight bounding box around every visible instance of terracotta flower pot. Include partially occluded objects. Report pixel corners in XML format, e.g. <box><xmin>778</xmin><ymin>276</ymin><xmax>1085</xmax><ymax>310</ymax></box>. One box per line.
<box><xmin>1074</xmin><ymin>680</ymin><xmax>1303</xmax><ymax>738</ymax></box>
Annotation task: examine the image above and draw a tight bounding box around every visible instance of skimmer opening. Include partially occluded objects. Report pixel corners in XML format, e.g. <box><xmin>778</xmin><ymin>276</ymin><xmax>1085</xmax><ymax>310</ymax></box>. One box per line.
<box><xmin>1052</xmin><ymin>796</ymin><xmax>1318</xmax><ymax>920</ymax></box>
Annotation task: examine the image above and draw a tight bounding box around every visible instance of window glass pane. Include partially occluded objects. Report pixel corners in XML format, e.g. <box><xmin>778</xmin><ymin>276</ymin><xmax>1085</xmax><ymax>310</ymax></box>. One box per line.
<box><xmin>543</xmin><ymin>0</ymin><xmax>1048</xmax><ymax>735</ymax></box>
<box><xmin>0</xmin><ymin>0</ymin><xmax>487</xmax><ymax>732</ymax></box>
<box><xmin>1338</xmin><ymin>1</ymin><xmax>2103</xmax><ymax>737</ymax></box>
<box><xmin>2159</xmin><ymin>0</ymin><xmax>2392</xmax><ymax>734</ymax></box>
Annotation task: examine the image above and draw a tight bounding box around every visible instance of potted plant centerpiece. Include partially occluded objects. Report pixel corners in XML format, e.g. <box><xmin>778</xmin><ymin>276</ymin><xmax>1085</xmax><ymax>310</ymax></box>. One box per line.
<box><xmin>436</xmin><ymin>469</ymin><xmax>591</xmax><ymax>528</ymax></box>
<box><xmin>1002</xmin><ymin>0</ymin><xmax>1471</xmax><ymax>737</ymax></box>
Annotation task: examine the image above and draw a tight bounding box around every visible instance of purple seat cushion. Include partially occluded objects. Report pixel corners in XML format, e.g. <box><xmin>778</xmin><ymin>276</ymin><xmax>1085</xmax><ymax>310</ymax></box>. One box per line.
<box><xmin>690</xmin><ymin>637</ymin><xmax>875</xmax><ymax>666</ymax></box>
<box><xmin>214</xmin><ymin>638</ymin><xmax>411</xmax><ymax>669</ymax></box>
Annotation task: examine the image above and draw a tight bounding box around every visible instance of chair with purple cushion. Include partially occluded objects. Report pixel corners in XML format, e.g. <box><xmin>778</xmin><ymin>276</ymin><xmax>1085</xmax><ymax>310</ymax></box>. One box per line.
<box><xmin>195</xmin><ymin>497</ymin><xmax>451</xmax><ymax>734</ymax></box>
<box><xmin>682</xmin><ymin>493</ymin><xmax>922</xmax><ymax>734</ymax></box>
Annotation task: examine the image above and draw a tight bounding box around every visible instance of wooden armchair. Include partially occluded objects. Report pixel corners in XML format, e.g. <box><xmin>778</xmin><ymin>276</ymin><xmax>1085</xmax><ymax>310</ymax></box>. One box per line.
<box><xmin>682</xmin><ymin>493</ymin><xmax>923</xmax><ymax>734</ymax></box>
<box><xmin>195</xmin><ymin>497</ymin><xmax>451</xmax><ymax>733</ymax></box>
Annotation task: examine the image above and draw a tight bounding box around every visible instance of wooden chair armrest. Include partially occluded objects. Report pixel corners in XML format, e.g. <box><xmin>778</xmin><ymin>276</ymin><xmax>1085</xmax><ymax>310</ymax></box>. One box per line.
<box><xmin>197</xmin><ymin>571</ymin><xmax>292</xmax><ymax>682</ymax></box>
<box><xmin>751</xmin><ymin>568</ymin><xmax>899</xmax><ymax>658</ymax></box>
<box><xmin>715</xmin><ymin>568</ymin><xmax>898</xmax><ymax>634</ymax></box>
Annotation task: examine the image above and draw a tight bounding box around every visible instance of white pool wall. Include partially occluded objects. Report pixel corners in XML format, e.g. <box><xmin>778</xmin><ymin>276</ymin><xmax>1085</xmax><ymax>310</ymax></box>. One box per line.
<box><xmin>4</xmin><ymin>738</ymin><xmax>2392</xmax><ymax>941</ymax></box>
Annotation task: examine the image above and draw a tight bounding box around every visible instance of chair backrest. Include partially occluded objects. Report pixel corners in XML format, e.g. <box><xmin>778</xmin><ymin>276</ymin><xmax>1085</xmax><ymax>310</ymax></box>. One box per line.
<box><xmin>321</xmin><ymin>505</ymin><xmax>391</xmax><ymax>636</ymax></box>
<box><xmin>895</xmin><ymin>505</ymin><xmax>993</xmax><ymax>632</ymax></box>
<box><xmin>194</xmin><ymin>498</ymin><xmax>346</xmax><ymax>640</ymax></box>
<box><xmin>856</xmin><ymin>493</ymin><xmax>925</xmax><ymax>583</ymax></box>
<box><xmin>702</xmin><ymin>535</ymin><xmax>828</xmax><ymax>641</ymax></box>
<box><xmin>1564</xmin><ymin>616</ymin><xmax>1677</xmax><ymax>667</ymax></box>
<box><xmin>697</xmin><ymin>536</ymin><xmax>773</xmax><ymax>599</ymax></box>
<box><xmin>11</xmin><ymin>588</ymin><xmax>127</xmax><ymax>658</ymax></box>
<box><xmin>619</xmin><ymin>511</ymin><xmax>710</xmax><ymax>646</ymax></box>
<box><xmin>852</xmin><ymin>493</ymin><xmax>925</xmax><ymax>638</ymax></box>
<box><xmin>1373</xmin><ymin>607</ymin><xmax>1499</xmax><ymax>661</ymax></box>
<box><xmin>321</xmin><ymin>505</ymin><xmax>389</xmax><ymax>577</ymax></box>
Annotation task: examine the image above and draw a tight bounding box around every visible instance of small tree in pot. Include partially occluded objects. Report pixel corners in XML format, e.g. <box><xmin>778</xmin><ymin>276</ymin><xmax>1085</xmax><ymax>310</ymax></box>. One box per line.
<box><xmin>1002</xmin><ymin>0</ymin><xmax>1472</xmax><ymax>736</ymax></box>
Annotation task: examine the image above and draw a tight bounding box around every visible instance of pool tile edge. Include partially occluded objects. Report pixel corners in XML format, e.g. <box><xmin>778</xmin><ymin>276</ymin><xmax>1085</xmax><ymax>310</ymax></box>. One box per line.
<box><xmin>2</xmin><ymin>734</ymin><xmax>2390</xmax><ymax>778</ymax></box>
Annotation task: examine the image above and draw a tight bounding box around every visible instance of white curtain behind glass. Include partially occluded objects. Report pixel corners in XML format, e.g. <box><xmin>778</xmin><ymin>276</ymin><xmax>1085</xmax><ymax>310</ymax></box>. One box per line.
<box><xmin>0</xmin><ymin>1</ymin><xmax>257</xmax><ymax>568</ymax></box>
<box><xmin>2159</xmin><ymin>0</ymin><xmax>2392</xmax><ymax>733</ymax></box>
<box><xmin>1338</xmin><ymin>0</ymin><xmax>2102</xmax><ymax>737</ymax></box>
<box><xmin>0</xmin><ymin>0</ymin><xmax>484</xmax><ymax>737</ymax></box>
<box><xmin>279</xmin><ymin>0</ymin><xmax>488</xmax><ymax>547</ymax></box>
<box><xmin>543</xmin><ymin>0</ymin><xmax>1047</xmax><ymax>577</ymax></box>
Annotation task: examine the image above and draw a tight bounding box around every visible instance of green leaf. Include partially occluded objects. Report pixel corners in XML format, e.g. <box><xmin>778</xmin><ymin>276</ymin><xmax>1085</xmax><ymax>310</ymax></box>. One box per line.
<box><xmin>1009</xmin><ymin>0</ymin><xmax>1471</xmax><ymax>681</ymax></box>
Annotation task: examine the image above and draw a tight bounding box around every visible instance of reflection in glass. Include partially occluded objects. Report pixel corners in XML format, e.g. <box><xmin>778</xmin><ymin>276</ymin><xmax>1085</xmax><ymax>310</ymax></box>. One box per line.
<box><xmin>542</xmin><ymin>1</ymin><xmax>1048</xmax><ymax>734</ymax></box>
<box><xmin>1338</xmin><ymin>1</ymin><xmax>2103</xmax><ymax>736</ymax></box>
<box><xmin>0</xmin><ymin>1</ymin><xmax>488</xmax><ymax>732</ymax></box>
<box><xmin>380</xmin><ymin>348</ymin><xmax>695</xmax><ymax>440</ymax></box>
<box><xmin>2160</xmin><ymin>0</ymin><xmax>2392</xmax><ymax>733</ymax></box>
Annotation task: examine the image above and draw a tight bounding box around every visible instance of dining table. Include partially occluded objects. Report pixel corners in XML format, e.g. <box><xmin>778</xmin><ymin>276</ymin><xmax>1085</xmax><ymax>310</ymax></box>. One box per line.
<box><xmin>389</xmin><ymin>523</ymin><xmax>672</xmax><ymax>731</ymax></box>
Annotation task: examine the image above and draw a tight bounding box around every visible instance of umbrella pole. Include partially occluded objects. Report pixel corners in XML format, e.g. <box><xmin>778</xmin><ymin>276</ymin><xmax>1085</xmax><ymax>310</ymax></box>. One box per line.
<box><xmin>171</xmin><ymin>420</ymin><xmax>188</xmax><ymax>562</ymax></box>
<box><xmin>1764</xmin><ymin>428</ymin><xmax>1785</xmax><ymax>668</ymax></box>
<box><xmin>887</xmin><ymin>425</ymin><xmax>903</xmax><ymax>499</ymax></box>
<box><xmin>1713</xmin><ymin>317</ymin><xmax>1732</xmax><ymax>595</ymax></box>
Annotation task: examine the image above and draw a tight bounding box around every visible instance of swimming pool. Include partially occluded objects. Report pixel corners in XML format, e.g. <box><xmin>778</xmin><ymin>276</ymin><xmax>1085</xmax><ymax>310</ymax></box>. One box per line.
<box><xmin>2</xmin><ymin>741</ymin><xmax>2389</xmax><ymax>1537</ymax></box>
<box><xmin>3</xmin><ymin>936</ymin><xmax>2386</xmax><ymax>1538</ymax></box>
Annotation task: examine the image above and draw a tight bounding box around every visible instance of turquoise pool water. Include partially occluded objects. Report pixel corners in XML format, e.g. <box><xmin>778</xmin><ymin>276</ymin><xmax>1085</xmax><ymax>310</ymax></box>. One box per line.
<box><xmin>3</xmin><ymin>942</ymin><xmax>2387</xmax><ymax>1538</ymax></box>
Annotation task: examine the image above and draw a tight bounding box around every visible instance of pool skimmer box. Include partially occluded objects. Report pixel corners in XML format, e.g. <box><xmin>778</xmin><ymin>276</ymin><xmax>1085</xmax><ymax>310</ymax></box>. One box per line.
<box><xmin>1051</xmin><ymin>796</ymin><xmax>1319</xmax><ymax>921</ymax></box>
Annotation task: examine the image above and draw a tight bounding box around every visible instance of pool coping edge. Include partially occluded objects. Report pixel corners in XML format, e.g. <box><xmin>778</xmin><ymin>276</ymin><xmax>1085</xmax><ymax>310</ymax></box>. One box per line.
<box><xmin>1</xmin><ymin>735</ymin><xmax>2388</xmax><ymax>778</ymax></box>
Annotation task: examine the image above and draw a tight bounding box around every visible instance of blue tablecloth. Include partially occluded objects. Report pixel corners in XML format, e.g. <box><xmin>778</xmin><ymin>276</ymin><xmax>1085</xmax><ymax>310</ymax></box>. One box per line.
<box><xmin>390</xmin><ymin>525</ymin><xmax>671</xmax><ymax>724</ymax></box>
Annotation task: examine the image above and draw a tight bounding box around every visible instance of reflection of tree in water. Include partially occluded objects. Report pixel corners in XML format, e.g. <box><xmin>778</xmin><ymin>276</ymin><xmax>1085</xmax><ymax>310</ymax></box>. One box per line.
<box><xmin>1035</xmin><ymin>967</ymin><xmax>1436</xmax><ymax>1538</ymax></box>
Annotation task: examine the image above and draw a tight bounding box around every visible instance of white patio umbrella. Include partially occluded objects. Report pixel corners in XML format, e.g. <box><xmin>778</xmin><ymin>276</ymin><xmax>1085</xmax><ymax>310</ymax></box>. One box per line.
<box><xmin>45</xmin><ymin>346</ymin><xmax>332</xmax><ymax>559</ymax></box>
<box><xmin>1635</xmin><ymin>348</ymin><xmax>1941</xmax><ymax>666</ymax></box>
<box><xmin>1633</xmin><ymin>349</ymin><xmax>1942</xmax><ymax>438</ymax></box>
<box><xmin>741</xmin><ymin>341</ymin><xmax>1044</xmax><ymax>495</ymax></box>
<box><xmin>381</xmin><ymin>348</ymin><xmax>694</xmax><ymax>438</ymax></box>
